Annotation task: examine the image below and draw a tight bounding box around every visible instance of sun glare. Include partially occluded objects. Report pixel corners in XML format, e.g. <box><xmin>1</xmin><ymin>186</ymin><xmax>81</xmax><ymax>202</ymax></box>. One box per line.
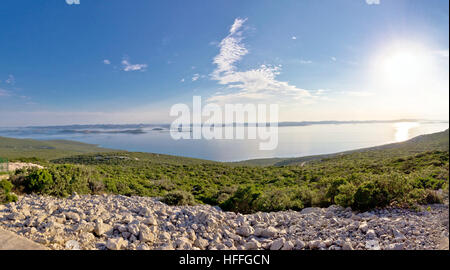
<box><xmin>374</xmin><ymin>43</ymin><xmax>434</xmax><ymax>89</ymax></box>
<box><xmin>394</xmin><ymin>122</ymin><xmax>420</xmax><ymax>142</ymax></box>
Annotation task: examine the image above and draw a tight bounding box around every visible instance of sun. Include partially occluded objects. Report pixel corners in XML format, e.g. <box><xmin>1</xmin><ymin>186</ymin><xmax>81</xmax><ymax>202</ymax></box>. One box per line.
<box><xmin>374</xmin><ymin>43</ymin><xmax>434</xmax><ymax>89</ymax></box>
<box><xmin>382</xmin><ymin>51</ymin><xmax>423</xmax><ymax>83</ymax></box>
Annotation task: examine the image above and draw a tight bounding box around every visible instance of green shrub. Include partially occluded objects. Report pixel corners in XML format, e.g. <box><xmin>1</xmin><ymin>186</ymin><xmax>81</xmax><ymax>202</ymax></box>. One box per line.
<box><xmin>412</xmin><ymin>177</ymin><xmax>445</xmax><ymax>190</ymax></box>
<box><xmin>88</xmin><ymin>178</ymin><xmax>106</xmax><ymax>194</ymax></box>
<box><xmin>325</xmin><ymin>177</ymin><xmax>347</xmax><ymax>204</ymax></box>
<box><xmin>162</xmin><ymin>190</ymin><xmax>196</xmax><ymax>206</ymax></box>
<box><xmin>334</xmin><ymin>182</ymin><xmax>356</xmax><ymax>207</ymax></box>
<box><xmin>352</xmin><ymin>182</ymin><xmax>388</xmax><ymax>211</ymax></box>
<box><xmin>25</xmin><ymin>169</ymin><xmax>54</xmax><ymax>193</ymax></box>
<box><xmin>220</xmin><ymin>186</ymin><xmax>261</xmax><ymax>214</ymax></box>
<box><xmin>0</xmin><ymin>179</ymin><xmax>13</xmax><ymax>194</ymax></box>
<box><xmin>254</xmin><ymin>189</ymin><xmax>303</xmax><ymax>212</ymax></box>
<box><xmin>0</xmin><ymin>179</ymin><xmax>17</xmax><ymax>204</ymax></box>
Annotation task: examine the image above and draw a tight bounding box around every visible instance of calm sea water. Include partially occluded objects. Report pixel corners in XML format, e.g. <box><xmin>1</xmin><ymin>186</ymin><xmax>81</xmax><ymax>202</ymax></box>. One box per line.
<box><xmin>0</xmin><ymin>122</ymin><xmax>448</xmax><ymax>162</ymax></box>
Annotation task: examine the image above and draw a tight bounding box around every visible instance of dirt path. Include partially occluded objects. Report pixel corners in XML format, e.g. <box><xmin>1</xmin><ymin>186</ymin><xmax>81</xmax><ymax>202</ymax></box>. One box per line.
<box><xmin>0</xmin><ymin>228</ymin><xmax>47</xmax><ymax>250</ymax></box>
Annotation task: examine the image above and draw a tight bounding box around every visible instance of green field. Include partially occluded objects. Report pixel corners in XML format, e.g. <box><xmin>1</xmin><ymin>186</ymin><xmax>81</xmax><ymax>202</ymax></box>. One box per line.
<box><xmin>1</xmin><ymin>130</ymin><xmax>448</xmax><ymax>213</ymax></box>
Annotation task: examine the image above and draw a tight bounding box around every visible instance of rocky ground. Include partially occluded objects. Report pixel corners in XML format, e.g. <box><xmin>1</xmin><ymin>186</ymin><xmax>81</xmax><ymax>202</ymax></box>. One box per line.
<box><xmin>0</xmin><ymin>194</ymin><xmax>448</xmax><ymax>250</ymax></box>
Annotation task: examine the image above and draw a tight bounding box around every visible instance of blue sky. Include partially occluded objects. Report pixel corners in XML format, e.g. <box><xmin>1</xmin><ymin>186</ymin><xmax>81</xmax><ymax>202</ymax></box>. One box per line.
<box><xmin>0</xmin><ymin>0</ymin><xmax>448</xmax><ymax>126</ymax></box>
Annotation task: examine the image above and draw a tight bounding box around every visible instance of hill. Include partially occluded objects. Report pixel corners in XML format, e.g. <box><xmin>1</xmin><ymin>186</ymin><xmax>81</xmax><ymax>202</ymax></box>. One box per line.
<box><xmin>0</xmin><ymin>136</ymin><xmax>114</xmax><ymax>160</ymax></box>
<box><xmin>237</xmin><ymin>129</ymin><xmax>449</xmax><ymax>166</ymax></box>
<box><xmin>1</xmin><ymin>129</ymin><xmax>449</xmax><ymax>214</ymax></box>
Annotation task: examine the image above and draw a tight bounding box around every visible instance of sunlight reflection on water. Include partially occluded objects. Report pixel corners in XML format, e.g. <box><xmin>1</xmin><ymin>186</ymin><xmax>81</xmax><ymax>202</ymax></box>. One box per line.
<box><xmin>394</xmin><ymin>122</ymin><xmax>420</xmax><ymax>142</ymax></box>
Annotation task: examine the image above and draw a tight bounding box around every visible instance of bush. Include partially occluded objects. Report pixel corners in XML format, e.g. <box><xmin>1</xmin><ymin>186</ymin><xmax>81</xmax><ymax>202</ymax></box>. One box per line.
<box><xmin>0</xmin><ymin>179</ymin><xmax>18</xmax><ymax>204</ymax></box>
<box><xmin>325</xmin><ymin>177</ymin><xmax>347</xmax><ymax>204</ymax></box>
<box><xmin>220</xmin><ymin>186</ymin><xmax>261</xmax><ymax>214</ymax></box>
<box><xmin>254</xmin><ymin>189</ymin><xmax>303</xmax><ymax>212</ymax></box>
<box><xmin>409</xmin><ymin>189</ymin><xmax>443</xmax><ymax>205</ymax></box>
<box><xmin>0</xmin><ymin>179</ymin><xmax>13</xmax><ymax>194</ymax></box>
<box><xmin>352</xmin><ymin>182</ymin><xmax>388</xmax><ymax>211</ymax></box>
<box><xmin>88</xmin><ymin>178</ymin><xmax>106</xmax><ymax>194</ymax></box>
<box><xmin>412</xmin><ymin>177</ymin><xmax>445</xmax><ymax>190</ymax></box>
<box><xmin>162</xmin><ymin>190</ymin><xmax>196</xmax><ymax>206</ymax></box>
<box><xmin>25</xmin><ymin>169</ymin><xmax>54</xmax><ymax>193</ymax></box>
<box><xmin>334</xmin><ymin>182</ymin><xmax>356</xmax><ymax>207</ymax></box>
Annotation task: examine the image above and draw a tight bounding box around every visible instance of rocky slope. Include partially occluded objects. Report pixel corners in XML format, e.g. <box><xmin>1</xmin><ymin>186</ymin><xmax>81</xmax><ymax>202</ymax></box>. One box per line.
<box><xmin>0</xmin><ymin>194</ymin><xmax>448</xmax><ymax>250</ymax></box>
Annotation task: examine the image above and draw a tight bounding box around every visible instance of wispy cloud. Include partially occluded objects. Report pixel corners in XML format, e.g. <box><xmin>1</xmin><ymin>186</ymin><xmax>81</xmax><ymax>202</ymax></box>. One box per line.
<box><xmin>103</xmin><ymin>59</ymin><xmax>111</xmax><ymax>65</ymax></box>
<box><xmin>209</xmin><ymin>18</ymin><xmax>315</xmax><ymax>104</ymax></box>
<box><xmin>298</xmin><ymin>59</ymin><xmax>313</xmax><ymax>64</ymax></box>
<box><xmin>192</xmin><ymin>74</ymin><xmax>200</xmax><ymax>81</ymax></box>
<box><xmin>291</xmin><ymin>36</ymin><xmax>297</xmax><ymax>40</ymax></box>
<box><xmin>121</xmin><ymin>57</ymin><xmax>148</xmax><ymax>72</ymax></box>
<box><xmin>331</xmin><ymin>56</ymin><xmax>337</xmax><ymax>62</ymax></box>
<box><xmin>5</xmin><ymin>74</ymin><xmax>15</xmax><ymax>85</ymax></box>
<box><xmin>180</xmin><ymin>78</ymin><xmax>185</xmax><ymax>82</ymax></box>
<box><xmin>211</xmin><ymin>18</ymin><xmax>249</xmax><ymax>79</ymax></box>
<box><xmin>342</xmin><ymin>91</ymin><xmax>374</xmax><ymax>97</ymax></box>
<box><xmin>365</xmin><ymin>0</ymin><xmax>380</xmax><ymax>5</ymax></box>
<box><xmin>0</xmin><ymin>88</ymin><xmax>11</xmax><ymax>97</ymax></box>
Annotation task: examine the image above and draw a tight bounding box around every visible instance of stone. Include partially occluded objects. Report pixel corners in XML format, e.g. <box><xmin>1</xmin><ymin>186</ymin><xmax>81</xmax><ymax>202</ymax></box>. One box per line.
<box><xmin>65</xmin><ymin>240</ymin><xmax>80</xmax><ymax>250</ymax></box>
<box><xmin>270</xmin><ymin>238</ymin><xmax>285</xmax><ymax>250</ymax></box>
<box><xmin>139</xmin><ymin>207</ymin><xmax>153</xmax><ymax>217</ymax></box>
<box><xmin>281</xmin><ymin>240</ymin><xmax>294</xmax><ymax>250</ymax></box>
<box><xmin>142</xmin><ymin>216</ymin><xmax>157</xmax><ymax>226</ymax></box>
<box><xmin>255</xmin><ymin>226</ymin><xmax>277</xmax><ymax>238</ymax></box>
<box><xmin>94</xmin><ymin>222</ymin><xmax>112</xmax><ymax>237</ymax></box>
<box><xmin>342</xmin><ymin>241</ymin><xmax>353</xmax><ymax>250</ymax></box>
<box><xmin>175</xmin><ymin>237</ymin><xmax>192</xmax><ymax>249</ymax></box>
<box><xmin>106</xmin><ymin>238</ymin><xmax>127</xmax><ymax>250</ymax></box>
<box><xmin>236</xmin><ymin>225</ymin><xmax>254</xmax><ymax>237</ymax></box>
<box><xmin>392</xmin><ymin>229</ymin><xmax>406</xmax><ymax>240</ymax></box>
<box><xmin>244</xmin><ymin>239</ymin><xmax>261</xmax><ymax>250</ymax></box>
<box><xmin>65</xmin><ymin>212</ymin><xmax>81</xmax><ymax>222</ymax></box>
<box><xmin>365</xmin><ymin>240</ymin><xmax>381</xmax><ymax>250</ymax></box>
<box><xmin>366</xmin><ymin>229</ymin><xmax>377</xmax><ymax>239</ymax></box>
<box><xmin>139</xmin><ymin>227</ymin><xmax>156</xmax><ymax>243</ymax></box>
<box><xmin>127</xmin><ymin>224</ymin><xmax>140</xmax><ymax>235</ymax></box>
<box><xmin>308</xmin><ymin>240</ymin><xmax>321</xmax><ymax>249</ymax></box>
<box><xmin>137</xmin><ymin>243</ymin><xmax>150</xmax><ymax>250</ymax></box>
<box><xmin>359</xmin><ymin>222</ymin><xmax>369</xmax><ymax>233</ymax></box>
<box><xmin>194</xmin><ymin>237</ymin><xmax>209</xmax><ymax>249</ymax></box>
<box><xmin>294</xmin><ymin>240</ymin><xmax>306</xmax><ymax>250</ymax></box>
<box><xmin>388</xmin><ymin>243</ymin><xmax>404</xmax><ymax>250</ymax></box>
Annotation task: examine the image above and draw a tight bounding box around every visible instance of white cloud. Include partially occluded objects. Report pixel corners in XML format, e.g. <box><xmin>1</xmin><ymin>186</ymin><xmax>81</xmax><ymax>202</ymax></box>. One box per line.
<box><xmin>192</xmin><ymin>74</ymin><xmax>200</xmax><ymax>81</ymax></box>
<box><xmin>331</xmin><ymin>56</ymin><xmax>337</xmax><ymax>62</ymax></box>
<box><xmin>342</xmin><ymin>91</ymin><xmax>374</xmax><ymax>97</ymax></box>
<box><xmin>121</xmin><ymin>58</ymin><xmax>148</xmax><ymax>72</ymax></box>
<box><xmin>211</xmin><ymin>18</ymin><xmax>249</xmax><ymax>79</ymax></box>
<box><xmin>298</xmin><ymin>59</ymin><xmax>313</xmax><ymax>64</ymax></box>
<box><xmin>209</xmin><ymin>18</ymin><xmax>316</xmax><ymax>104</ymax></box>
<box><xmin>291</xmin><ymin>36</ymin><xmax>297</xmax><ymax>40</ymax></box>
<box><xmin>180</xmin><ymin>78</ymin><xmax>185</xmax><ymax>82</ymax></box>
<box><xmin>0</xmin><ymin>88</ymin><xmax>11</xmax><ymax>97</ymax></box>
<box><xmin>5</xmin><ymin>75</ymin><xmax>15</xmax><ymax>85</ymax></box>
<box><xmin>103</xmin><ymin>59</ymin><xmax>111</xmax><ymax>65</ymax></box>
<box><xmin>365</xmin><ymin>0</ymin><xmax>380</xmax><ymax>5</ymax></box>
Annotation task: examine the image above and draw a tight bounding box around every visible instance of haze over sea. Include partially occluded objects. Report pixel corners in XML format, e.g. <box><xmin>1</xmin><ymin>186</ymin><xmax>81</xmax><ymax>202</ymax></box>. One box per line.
<box><xmin>0</xmin><ymin>121</ymin><xmax>448</xmax><ymax>162</ymax></box>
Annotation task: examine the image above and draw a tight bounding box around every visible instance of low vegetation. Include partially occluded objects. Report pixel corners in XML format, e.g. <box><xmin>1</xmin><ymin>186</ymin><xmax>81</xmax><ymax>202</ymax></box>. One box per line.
<box><xmin>1</xmin><ymin>130</ymin><xmax>449</xmax><ymax>213</ymax></box>
<box><xmin>0</xmin><ymin>179</ymin><xmax>17</xmax><ymax>204</ymax></box>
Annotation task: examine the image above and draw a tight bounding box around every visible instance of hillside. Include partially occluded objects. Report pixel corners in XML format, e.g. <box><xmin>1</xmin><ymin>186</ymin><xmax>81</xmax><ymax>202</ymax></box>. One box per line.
<box><xmin>0</xmin><ymin>129</ymin><xmax>447</xmax><ymax>215</ymax></box>
<box><xmin>237</xmin><ymin>129</ymin><xmax>449</xmax><ymax>166</ymax></box>
<box><xmin>0</xmin><ymin>136</ymin><xmax>115</xmax><ymax>160</ymax></box>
